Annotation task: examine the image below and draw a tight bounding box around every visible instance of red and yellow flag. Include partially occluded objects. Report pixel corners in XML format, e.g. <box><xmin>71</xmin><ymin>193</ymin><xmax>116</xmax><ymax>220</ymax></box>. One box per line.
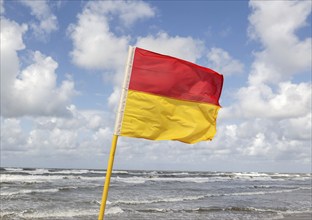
<box><xmin>114</xmin><ymin>47</ymin><xmax>223</xmax><ymax>144</ymax></box>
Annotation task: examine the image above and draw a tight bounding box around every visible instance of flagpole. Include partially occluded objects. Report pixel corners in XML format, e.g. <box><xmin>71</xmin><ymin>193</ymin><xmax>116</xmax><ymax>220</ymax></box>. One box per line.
<box><xmin>98</xmin><ymin>134</ymin><xmax>119</xmax><ymax>220</ymax></box>
<box><xmin>98</xmin><ymin>46</ymin><xmax>135</xmax><ymax>220</ymax></box>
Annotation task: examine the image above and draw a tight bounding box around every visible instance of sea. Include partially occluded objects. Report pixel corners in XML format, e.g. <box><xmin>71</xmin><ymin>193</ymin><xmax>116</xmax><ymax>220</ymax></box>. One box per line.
<box><xmin>0</xmin><ymin>167</ymin><xmax>311</xmax><ymax>220</ymax></box>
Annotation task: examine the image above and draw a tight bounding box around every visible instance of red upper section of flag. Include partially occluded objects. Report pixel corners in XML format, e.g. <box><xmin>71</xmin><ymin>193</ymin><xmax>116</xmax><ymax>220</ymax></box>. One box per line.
<box><xmin>129</xmin><ymin>47</ymin><xmax>223</xmax><ymax>106</ymax></box>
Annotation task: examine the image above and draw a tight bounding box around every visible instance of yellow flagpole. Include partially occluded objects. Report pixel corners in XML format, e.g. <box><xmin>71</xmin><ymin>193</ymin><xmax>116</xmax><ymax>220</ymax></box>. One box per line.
<box><xmin>98</xmin><ymin>46</ymin><xmax>134</xmax><ymax>219</ymax></box>
<box><xmin>98</xmin><ymin>134</ymin><xmax>119</xmax><ymax>220</ymax></box>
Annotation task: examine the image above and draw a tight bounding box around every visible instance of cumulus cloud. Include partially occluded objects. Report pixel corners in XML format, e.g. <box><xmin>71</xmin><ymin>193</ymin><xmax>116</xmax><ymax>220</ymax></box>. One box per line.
<box><xmin>0</xmin><ymin>118</ymin><xmax>27</xmax><ymax>151</ymax></box>
<box><xmin>223</xmin><ymin>82</ymin><xmax>311</xmax><ymax>119</ymax></box>
<box><xmin>68</xmin><ymin>0</ymin><xmax>155</xmax><ymax>71</ymax></box>
<box><xmin>207</xmin><ymin>47</ymin><xmax>244</xmax><ymax>76</ymax></box>
<box><xmin>219</xmin><ymin>0</ymin><xmax>312</xmax><ymax>163</ymax></box>
<box><xmin>222</xmin><ymin>0</ymin><xmax>311</xmax><ymax>121</ymax></box>
<box><xmin>35</xmin><ymin>105</ymin><xmax>111</xmax><ymax>132</ymax></box>
<box><xmin>86</xmin><ymin>0</ymin><xmax>155</xmax><ymax>27</ymax></box>
<box><xmin>20</xmin><ymin>0</ymin><xmax>58</xmax><ymax>40</ymax></box>
<box><xmin>0</xmin><ymin>17</ymin><xmax>76</xmax><ymax>117</ymax></box>
<box><xmin>0</xmin><ymin>18</ymin><xmax>27</xmax><ymax>87</ymax></box>
<box><xmin>281</xmin><ymin>113</ymin><xmax>311</xmax><ymax>141</ymax></box>
<box><xmin>136</xmin><ymin>32</ymin><xmax>204</xmax><ymax>62</ymax></box>
<box><xmin>204</xmin><ymin>118</ymin><xmax>311</xmax><ymax>164</ymax></box>
<box><xmin>248</xmin><ymin>0</ymin><xmax>312</xmax><ymax>85</ymax></box>
<box><xmin>1</xmin><ymin>108</ymin><xmax>113</xmax><ymax>160</ymax></box>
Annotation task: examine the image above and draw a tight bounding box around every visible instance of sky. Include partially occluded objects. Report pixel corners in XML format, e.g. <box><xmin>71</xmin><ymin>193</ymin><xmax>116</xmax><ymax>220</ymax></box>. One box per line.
<box><xmin>1</xmin><ymin>0</ymin><xmax>311</xmax><ymax>173</ymax></box>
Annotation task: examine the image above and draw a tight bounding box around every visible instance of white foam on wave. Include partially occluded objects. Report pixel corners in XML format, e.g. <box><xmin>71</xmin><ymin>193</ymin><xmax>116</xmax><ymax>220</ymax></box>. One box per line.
<box><xmin>231</xmin><ymin>172</ymin><xmax>273</xmax><ymax>181</ymax></box>
<box><xmin>157</xmin><ymin>176</ymin><xmax>228</xmax><ymax>183</ymax></box>
<box><xmin>271</xmin><ymin>210</ymin><xmax>312</xmax><ymax>220</ymax></box>
<box><xmin>0</xmin><ymin>173</ymin><xmax>104</xmax><ymax>183</ymax></box>
<box><xmin>2</xmin><ymin>172</ymin><xmax>280</xmax><ymax>185</ymax></box>
<box><xmin>0</xmin><ymin>211</ymin><xmax>15</xmax><ymax>218</ymax></box>
<box><xmin>0</xmin><ymin>174</ymin><xmax>69</xmax><ymax>183</ymax></box>
<box><xmin>106</xmin><ymin>207</ymin><xmax>124</xmax><ymax>215</ymax></box>
<box><xmin>113</xmin><ymin>176</ymin><xmax>229</xmax><ymax>184</ymax></box>
<box><xmin>114</xmin><ymin>172</ymin><xmax>310</xmax><ymax>184</ymax></box>
<box><xmin>1</xmin><ymin>184</ymin><xmax>106</xmax><ymax>197</ymax></box>
<box><xmin>92</xmin><ymin>200</ymin><xmax>112</xmax><ymax>205</ymax></box>
<box><xmin>3</xmin><ymin>168</ymin><xmax>23</xmax><ymax>172</ymax></box>
<box><xmin>17</xmin><ymin>209</ymin><xmax>98</xmax><ymax>218</ymax></box>
<box><xmin>220</xmin><ymin>187</ymin><xmax>311</xmax><ymax>197</ymax></box>
<box><xmin>47</xmin><ymin>169</ymin><xmax>91</xmax><ymax>175</ymax></box>
<box><xmin>115</xmin><ymin>194</ymin><xmax>205</xmax><ymax>205</ymax></box>
<box><xmin>113</xmin><ymin>170</ymin><xmax>128</xmax><ymax>174</ymax></box>
<box><xmin>114</xmin><ymin>176</ymin><xmax>147</xmax><ymax>184</ymax></box>
<box><xmin>2</xmin><ymin>167</ymin><xmax>107</xmax><ymax>175</ymax></box>
<box><xmin>232</xmin><ymin>172</ymin><xmax>311</xmax><ymax>181</ymax></box>
<box><xmin>0</xmin><ymin>188</ymin><xmax>59</xmax><ymax>196</ymax></box>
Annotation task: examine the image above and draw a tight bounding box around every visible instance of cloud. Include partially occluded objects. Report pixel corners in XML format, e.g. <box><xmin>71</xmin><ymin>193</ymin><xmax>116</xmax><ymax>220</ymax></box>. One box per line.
<box><xmin>281</xmin><ymin>113</ymin><xmax>311</xmax><ymax>141</ymax></box>
<box><xmin>86</xmin><ymin>0</ymin><xmax>155</xmax><ymax>27</ymax></box>
<box><xmin>221</xmin><ymin>0</ymin><xmax>311</xmax><ymax>120</ymax></box>
<box><xmin>1</xmin><ymin>108</ymin><xmax>113</xmax><ymax>162</ymax></box>
<box><xmin>207</xmin><ymin>47</ymin><xmax>244</xmax><ymax>76</ymax></box>
<box><xmin>34</xmin><ymin>106</ymin><xmax>111</xmax><ymax>132</ymax></box>
<box><xmin>136</xmin><ymin>32</ymin><xmax>204</xmax><ymax>62</ymax></box>
<box><xmin>223</xmin><ymin>82</ymin><xmax>311</xmax><ymax>119</ymax></box>
<box><xmin>207</xmin><ymin>118</ymin><xmax>311</xmax><ymax>164</ymax></box>
<box><xmin>218</xmin><ymin>0</ymin><xmax>312</xmax><ymax>164</ymax></box>
<box><xmin>0</xmin><ymin>118</ymin><xmax>27</xmax><ymax>151</ymax></box>
<box><xmin>248</xmin><ymin>0</ymin><xmax>312</xmax><ymax>85</ymax></box>
<box><xmin>0</xmin><ymin>17</ymin><xmax>76</xmax><ymax>118</ymax></box>
<box><xmin>68</xmin><ymin>0</ymin><xmax>155</xmax><ymax>71</ymax></box>
<box><xmin>20</xmin><ymin>0</ymin><xmax>58</xmax><ymax>40</ymax></box>
<box><xmin>0</xmin><ymin>18</ymin><xmax>27</xmax><ymax>85</ymax></box>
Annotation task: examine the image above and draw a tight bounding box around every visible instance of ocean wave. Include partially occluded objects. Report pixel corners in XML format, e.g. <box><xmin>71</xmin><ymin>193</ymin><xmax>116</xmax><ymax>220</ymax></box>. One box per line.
<box><xmin>113</xmin><ymin>176</ymin><xmax>231</xmax><ymax>184</ymax></box>
<box><xmin>3</xmin><ymin>168</ymin><xmax>24</xmax><ymax>172</ymax></box>
<box><xmin>222</xmin><ymin>172</ymin><xmax>311</xmax><ymax>181</ymax></box>
<box><xmin>113</xmin><ymin>170</ymin><xmax>129</xmax><ymax>174</ymax></box>
<box><xmin>111</xmin><ymin>172</ymin><xmax>311</xmax><ymax>184</ymax></box>
<box><xmin>1</xmin><ymin>188</ymin><xmax>59</xmax><ymax>197</ymax></box>
<box><xmin>0</xmin><ymin>167</ymin><xmax>7</xmax><ymax>171</ymax></box>
<box><xmin>0</xmin><ymin>174</ymin><xmax>105</xmax><ymax>184</ymax></box>
<box><xmin>136</xmin><ymin>208</ymin><xmax>171</xmax><ymax>213</ymax></box>
<box><xmin>0</xmin><ymin>173</ymin><xmax>265</xmax><ymax>185</ymax></box>
<box><xmin>1</xmin><ymin>168</ymin><xmax>310</xmax><ymax>185</ymax></box>
<box><xmin>114</xmin><ymin>195</ymin><xmax>205</xmax><ymax>205</ymax></box>
<box><xmin>1</xmin><ymin>167</ymin><xmax>131</xmax><ymax>176</ymax></box>
<box><xmin>210</xmin><ymin>187</ymin><xmax>311</xmax><ymax>197</ymax></box>
<box><xmin>122</xmin><ymin>187</ymin><xmax>312</xmax><ymax>202</ymax></box>
<box><xmin>0</xmin><ymin>211</ymin><xmax>15</xmax><ymax>219</ymax></box>
<box><xmin>0</xmin><ymin>185</ymin><xmax>92</xmax><ymax>197</ymax></box>
<box><xmin>13</xmin><ymin>209</ymin><xmax>98</xmax><ymax>218</ymax></box>
<box><xmin>114</xmin><ymin>176</ymin><xmax>147</xmax><ymax>184</ymax></box>
<box><xmin>106</xmin><ymin>207</ymin><xmax>124</xmax><ymax>215</ymax></box>
<box><xmin>279</xmin><ymin>210</ymin><xmax>312</xmax><ymax>219</ymax></box>
<box><xmin>191</xmin><ymin>206</ymin><xmax>283</xmax><ymax>213</ymax></box>
<box><xmin>1</xmin><ymin>167</ymin><xmax>104</xmax><ymax>176</ymax></box>
<box><xmin>135</xmin><ymin>206</ymin><xmax>281</xmax><ymax>214</ymax></box>
<box><xmin>59</xmin><ymin>186</ymin><xmax>79</xmax><ymax>191</ymax></box>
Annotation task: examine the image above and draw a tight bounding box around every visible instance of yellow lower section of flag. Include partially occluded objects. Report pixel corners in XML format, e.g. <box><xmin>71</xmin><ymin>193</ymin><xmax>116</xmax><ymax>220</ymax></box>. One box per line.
<box><xmin>120</xmin><ymin>90</ymin><xmax>220</xmax><ymax>144</ymax></box>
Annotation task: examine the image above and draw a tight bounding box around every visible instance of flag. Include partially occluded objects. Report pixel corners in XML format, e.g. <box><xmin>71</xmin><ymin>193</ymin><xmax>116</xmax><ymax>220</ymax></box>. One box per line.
<box><xmin>114</xmin><ymin>47</ymin><xmax>223</xmax><ymax>144</ymax></box>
